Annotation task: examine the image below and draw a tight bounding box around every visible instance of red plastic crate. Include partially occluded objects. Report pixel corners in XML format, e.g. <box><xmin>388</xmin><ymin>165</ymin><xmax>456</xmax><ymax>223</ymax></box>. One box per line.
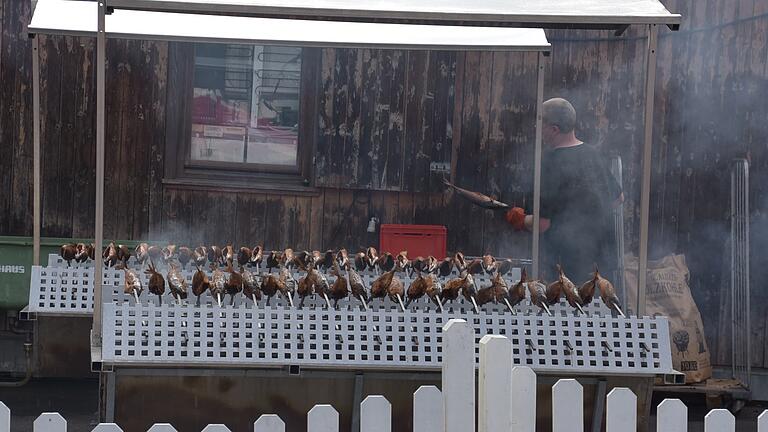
<box><xmin>379</xmin><ymin>224</ymin><xmax>447</xmax><ymax>259</ymax></box>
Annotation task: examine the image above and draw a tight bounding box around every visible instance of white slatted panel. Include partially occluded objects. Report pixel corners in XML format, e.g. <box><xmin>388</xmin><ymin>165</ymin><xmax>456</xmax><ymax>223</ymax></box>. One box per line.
<box><xmin>413</xmin><ymin>386</ymin><xmax>443</xmax><ymax>432</ymax></box>
<box><xmin>201</xmin><ymin>425</ymin><xmax>231</xmax><ymax>432</ymax></box>
<box><xmin>759</xmin><ymin>410</ymin><xmax>768</xmax><ymax>432</ymax></box>
<box><xmin>360</xmin><ymin>396</ymin><xmax>391</xmax><ymax>432</ymax></box>
<box><xmin>479</xmin><ymin>335</ymin><xmax>512</xmax><ymax>432</ymax></box>
<box><xmin>307</xmin><ymin>405</ymin><xmax>338</xmax><ymax>432</ymax></box>
<box><xmin>253</xmin><ymin>415</ymin><xmax>284</xmax><ymax>432</ymax></box>
<box><xmin>146</xmin><ymin>425</ymin><xmax>177</xmax><ymax>432</ymax></box>
<box><xmin>510</xmin><ymin>367</ymin><xmax>537</xmax><ymax>432</ymax></box>
<box><xmin>33</xmin><ymin>413</ymin><xmax>66</xmax><ymax>432</ymax></box>
<box><xmin>443</xmin><ymin>319</ymin><xmax>475</xmax><ymax>432</ymax></box>
<box><xmin>552</xmin><ymin>379</ymin><xmax>583</xmax><ymax>432</ymax></box>
<box><xmin>0</xmin><ymin>402</ymin><xmax>9</xmax><ymax>432</ymax></box>
<box><xmin>704</xmin><ymin>410</ymin><xmax>734</xmax><ymax>432</ymax></box>
<box><xmin>91</xmin><ymin>425</ymin><xmax>122</xmax><ymax>432</ymax></box>
<box><xmin>606</xmin><ymin>388</ymin><xmax>636</xmax><ymax>432</ymax></box>
<box><xmin>656</xmin><ymin>399</ymin><xmax>687</xmax><ymax>432</ymax></box>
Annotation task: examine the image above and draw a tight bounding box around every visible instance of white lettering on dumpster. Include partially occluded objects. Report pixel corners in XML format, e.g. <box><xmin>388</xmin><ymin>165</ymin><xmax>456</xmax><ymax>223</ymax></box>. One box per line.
<box><xmin>0</xmin><ymin>265</ymin><xmax>25</xmax><ymax>274</ymax></box>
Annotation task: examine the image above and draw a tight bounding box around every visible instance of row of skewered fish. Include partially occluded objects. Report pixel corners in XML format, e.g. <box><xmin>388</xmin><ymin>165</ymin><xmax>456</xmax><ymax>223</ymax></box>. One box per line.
<box><xmin>113</xmin><ymin>248</ymin><xmax>623</xmax><ymax>317</ymax></box>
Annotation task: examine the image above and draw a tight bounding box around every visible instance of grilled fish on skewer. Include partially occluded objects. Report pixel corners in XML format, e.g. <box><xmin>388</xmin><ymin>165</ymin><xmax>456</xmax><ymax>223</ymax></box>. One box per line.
<box><xmin>177</xmin><ymin>247</ymin><xmax>192</xmax><ymax>269</ymax></box>
<box><xmin>119</xmin><ymin>263</ymin><xmax>143</xmax><ymax>304</ymax></box>
<box><xmin>266</xmin><ymin>251</ymin><xmax>280</xmax><ymax>272</ymax></box>
<box><xmin>75</xmin><ymin>243</ymin><xmax>93</xmax><ymax>264</ymax></box>
<box><xmin>460</xmin><ymin>273</ymin><xmax>479</xmax><ymax>313</ymax></box>
<box><xmin>365</xmin><ymin>247</ymin><xmax>378</xmax><ymax>271</ymax></box>
<box><xmin>241</xmin><ymin>266</ymin><xmax>262</xmax><ymax>303</ymax></box>
<box><xmin>145</xmin><ymin>261</ymin><xmax>166</xmax><ymax>306</ymax></box>
<box><xmin>223</xmin><ymin>245</ymin><xmax>235</xmax><ymax>266</ymax></box>
<box><xmin>438</xmin><ymin>258</ymin><xmax>454</xmax><ymax>277</ymax></box>
<box><xmin>481</xmin><ymin>255</ymin><xmax>497</xmax><ymax>274</ymax></box>
<box><xmin>555</xmin><ymin>265</ymin><xmax>585</xmax><ymax>314</ymax></box>
<box><xmin>249</xmin><ymin>245</ymin><xmax>263</xmax><ymax>268</ymax></box>
<box><xmin>329</xmin><ymin>263</ymin><xmax>350</xmax><ymax>308</ymax></box>
<box><xmin>224</xmin><ymin>263</ymin><xmax>243</xmax><ymax>305</ymax></box>
<box><xmin>406</xmin><ymin>272</ymin><xmax>427</xmax><ymax>308</ymax></box>
<box><xmin>261</xmin><ymin>273</ymin><xmax>280</xmax><ymax>306</ymax></box>
<box><xmin>282</xmin><ymin>248</ymin><xmax>295</xmax><ymax>268</ymax></box>
<box><xmin>354</xmin><ymin>252</ymin><xmax>367</xmax><ymax>271</ymax></box>
<box><xmin>507</xmin><ymin>268</ymin><xmax>527</xmax><ymax>312</ymax></box>
<box><xmin>346</xmin><ymin>265</ymin><xmax>369</xmax><ymax>310</ymax></box>
<box><xmin>296</xmin><ymin>272</ymin><xmax>313</xmax><ymax>308</ymax></box>
<box><xmin>497</xmin><ymin>259</ymin><xmax>514</xmax><ymax>276</ymax></box>
<box><xmin>277</xmin><ymin>266</ymin><xmax>295</xmax><ymax>307</ymax></box>
<box><xmin>117</xmin><ymin>244</ymin><xmax>131</xmax><ymax>267</ymax></box>
<box><xmin>134</xmin><ymin>243</ymin><xmax>149</xmax><ymax>267</ymax></box>
<box><xmin>526</xmin><ymin>277</ymin><xmax>551</xmax><ymax>316</ymax></box>
<box><xmin>578</xmin><ymin>267</ymin><xmax>598</xmax><ymax>306</ymax></box>
<box><xmin>293</xmin><ymin>250</ymin><xmax>312</xmax><ymax>269</ymax></box>
<box><xmin>545</xmin><ymin>270</ymin><xmax>563</xmax><ymax>306</ymax></box>
<box><xmin>60</xmin><ymin>244</ymin><xmax>77</xmax><ymax>267</ymax></box>
<box><xmin>594</xmin><ymin>265</ymin><xmax>624</xmax><ymax>317</ymax></box>
<box><xmin>162</xmin><ymin>244</ymin><xmax>177</xmax><ymax>264</ymax></box>
<box><xmin>320</xmin><ymin>250</ymin><xmax>335</xmax><ymax>270</ymax></box>
<box><xmin>388</xmin><ymin>273</ymin><xmax>406</xmax><ymax>312</ymax></box>
<box><xmin>336</xmin><ymin>249</ymin><xmax>349</xmax><ymax>269</ymax></box>
<box><xmin>377</xmin><ymin>252</ymin><xmax>395</xmax><ymax>272</ymax></box>
<box><xmin>193</xmin><ymin>246</ymin><xmax>207</xmax><ymax>268</ymax></box>
<box><xmin>192</xmin><ymin>266</ymin><xmax>210</xmax><ymax>306</ymax></box>
<box><xmin>370</xmin><ymin>266</ymin><xmax>396</xmax><ymax>303</ymax></box>
<box><xmin>167</xmin><ymin>262</ymin><xmax>188</xmax><ymax>304</ymax></box>
<box><xmin>396</xmin><ymin>251</ymin><xmax>409</xmax><ymax>274</ymax></box>
<box><xmin>103</xmin><ymin>243</ymin><xmax>118</xmax><ymax>268</ymax></box>
<box><xmin>207</xmin><ymin>246</ymin><xmax>223</xmax><ymax>268</ymax></box>
<box><xmin>308</xmin><ymin>266</ymin><xmax>332</xmax><ymax>309</ymax></box>
<box><xmin>410</xmin><ymin>257</ymin><xmax>426</xmax><ymax>274</ymax></box>
<box><xmin>442</xmin><ymin>179</ymin><xmax>510</xmax><ymax>210</ymax></box>
<box><xmin>453</xmin><ymin>252</ymin><xmax>467</xmax><ymax>273</ymax></box>
<box><xmin>467</xmin><ymin>258</ymin><xmax>483</xmax><ymax>275</ymax></box>
<box><xmin>147</xmin><ymin>245</ymin><xmax>163</xmax><ymax>267</ymax></box>
<box><xmin>441</xmin><ymin>272</ymin><xmax>472</xmax><ymax>306</ymax></box>
<box><xmin>490</xmin><ymin>271</ymin><xmax>515</xmax><ymax>313</ymax></box>
<box><xmin>424</xmin><ymin>273</ymin><xmax>444</xmax><ymax>311</ymax></box>
<box><xmin>210</xmin><ymin>264</ymin><xmax>226</xmax><ymax>307</ymax></box>
<box><xmin>424</xmin><ymin>256</ymin><xmax>439</xmax><ymax>274</ymax></box>
<box><xmin>237</xmin><ymin>247</ymin><xmax>252</xmax><ymax>268</ymax></box>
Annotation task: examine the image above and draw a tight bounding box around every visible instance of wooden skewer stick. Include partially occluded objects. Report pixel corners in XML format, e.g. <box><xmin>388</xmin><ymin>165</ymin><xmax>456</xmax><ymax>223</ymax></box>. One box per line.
<box><xmin>216</xmin><ymin>293</ymin><xmax>222</xmax><ymax>308</ymax></box>
<box><xmin>541</xmin><ymin>302</ymin><xmax>552</xmax><ymax>316</ymax></box>
<box><xmin>613</xmin><ymin>304</ymin><xmax>625</xmax><ymax>318</ymax></box>
<box><xmin>395</xmin><ymin>293</ymin><xmax>406</xmax><ymax>312</ymax></box>
<box><xmin>157</xmin><ymin>295</ymin><xmax>162</xmax><ymax>307</ymax></box>
<box><xmin>575</xmin><ymin>303</ymin><xmax>586</xmax><ymax>315</ymax></box>
<box><xmin>470</xmin><ymin>296</ymin><xmax>480</xmax><ymax>314</ymax></box>
<box><xmin>322</xmin><ymin>292</ymin><xmax>332</xmax><ymax>309</ymax></box>
<box><xmin>503</xmin><ymin>298</ymin><xmax>515</xmax><ymax>314</ymax></box>
<box><xmin>435</xmin><ymin>295</ymin><xmax>444</xmax><ymax>313</ymax></box>
<box><xmin>133</xmin><ymin>290</ymin><xmax>139</xmax><ymax>304</ymax></box>
<box><xmin>358</xmin><ymin>295</ymin><xmax>368</xmax><ymax>311</ymax></box>
<box><xmin>286</xmin><ymin>291</ymin><xmax>294</xmax><ymax>308</ymax></box>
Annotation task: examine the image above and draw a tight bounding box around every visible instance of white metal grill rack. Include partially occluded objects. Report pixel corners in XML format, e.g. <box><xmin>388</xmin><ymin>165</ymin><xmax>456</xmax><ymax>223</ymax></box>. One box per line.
<box><xmin>100</xmin><ymin>303</ymin><xmax>672</xmax><ymax>375</ymax></box>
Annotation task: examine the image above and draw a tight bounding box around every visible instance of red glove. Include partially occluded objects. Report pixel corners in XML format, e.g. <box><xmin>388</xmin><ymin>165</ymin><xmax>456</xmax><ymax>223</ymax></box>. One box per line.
<box><xmin>505</xmin><ymin>207</ymin><xmax>527</xmax><ymax>231</ymax></box>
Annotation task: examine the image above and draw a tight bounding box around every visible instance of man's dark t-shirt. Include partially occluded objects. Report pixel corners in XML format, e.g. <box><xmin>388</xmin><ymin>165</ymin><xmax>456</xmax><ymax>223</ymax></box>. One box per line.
<box><xmin>535</xmin><ymin>144</ymin><xmax>622</xmax><ymax>281</ymax></box>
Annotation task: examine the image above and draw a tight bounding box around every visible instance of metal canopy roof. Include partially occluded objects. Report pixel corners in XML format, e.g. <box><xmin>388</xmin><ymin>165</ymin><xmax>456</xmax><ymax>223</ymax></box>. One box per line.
<box><xmin>28</xmin><ymin>0</ymin><xmax>551</xmax><ymax>51</ymax></box>
<box><xmin>109</xmin><ymin>0</ymin><xmax>681</xmax><ymax>27</ymax></box>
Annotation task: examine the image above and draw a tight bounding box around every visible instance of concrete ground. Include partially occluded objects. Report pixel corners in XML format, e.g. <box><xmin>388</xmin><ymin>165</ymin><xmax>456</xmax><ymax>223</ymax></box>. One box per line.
<box><xmin>1</xmin><ymin>379</ymin><xmax>766</xmax><ymax>431</ymax></box>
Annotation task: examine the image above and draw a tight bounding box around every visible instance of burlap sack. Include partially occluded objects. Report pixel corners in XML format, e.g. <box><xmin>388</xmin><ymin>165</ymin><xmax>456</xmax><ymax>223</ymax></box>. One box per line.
<box><xmin>625</xmin><ymin>254</ymin><xmax>712</xmax><ymax>383</ymax></box>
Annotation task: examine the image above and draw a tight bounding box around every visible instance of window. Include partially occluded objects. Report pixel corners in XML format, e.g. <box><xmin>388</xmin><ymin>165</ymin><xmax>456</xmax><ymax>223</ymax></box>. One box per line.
<box><xmin>164</xmin><ymin>43</ymin><xmax>318</xmax><ymax>192</ymax></box>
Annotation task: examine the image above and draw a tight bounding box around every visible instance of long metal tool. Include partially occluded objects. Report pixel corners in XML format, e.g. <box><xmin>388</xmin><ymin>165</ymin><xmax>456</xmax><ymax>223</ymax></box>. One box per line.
<box><xmin>32</xmin><ymin>35</ymin><xmax>41</xmax><ymax>266</ymax></box>
<box><xmin>610</xmin><ymin>156</ymin><xmax>626</xmax><ymax>308</ymax></box>
<box><xmin>532</xmin><ymin>52</ymin><xmax>545</xmax><ymax>279</ymax></box>
<box><xmin>93</xmin><ymin>0</ymin><xmax>107</xmax><ymax>346</ymax></box>
<box><xmin>637</xmin><ymin>24</ymin><xmax>658</xmax><ymax>316</ymax></box>
<box><xmin>730</xmin><ymin>158</ymin><xmax>750</xmax><ymax>389</ymax></box>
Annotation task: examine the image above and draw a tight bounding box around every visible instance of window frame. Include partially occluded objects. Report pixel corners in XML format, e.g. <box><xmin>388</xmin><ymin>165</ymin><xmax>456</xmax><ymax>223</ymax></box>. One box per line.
<box><xmin>164</xmin><ymin>42</ymin><xmax>319</xmax><ymax>194</ymax></box>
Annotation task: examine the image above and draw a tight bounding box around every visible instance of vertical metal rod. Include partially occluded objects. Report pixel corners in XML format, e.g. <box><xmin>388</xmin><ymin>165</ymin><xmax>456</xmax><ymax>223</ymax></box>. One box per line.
<box><xmin>637</xmin><ymin>24</ymin><xmax>658</xmax><ymax>317</ymax></box>
<box><xmin>730</xmin><ymin>165</ymin><xmax>736</xmax><ymax>379</ymax></box>
<box><xmin>745</xmin><ymin>161</ymin><xmax>751</xmax><ymax>387</ymax></box>
<box><xmin>32</xmin><ymin>35</ymin><xmax>41</xmax><ymax>266</ymax></box>
<box><xmin>93</xmin><ymin>0</ymin><xmax>106</xmax><ymax>345</ymax></box>
<box><xmin>532</xmin><ymin>52</ymin><xmax>545</xmax><ymax>280</ymax></box>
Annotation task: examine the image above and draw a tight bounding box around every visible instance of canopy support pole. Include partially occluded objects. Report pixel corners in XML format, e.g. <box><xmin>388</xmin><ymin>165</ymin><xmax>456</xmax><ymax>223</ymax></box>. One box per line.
<box><xmin>93</xmin><ymin>0</ymin><xmax>107</xmax><ymax>346</ymax></box>
<box><xmin>637</xmin><ymin>24</ymin><xmax>658</xmax><ymax>317</ymax></box>
<box><xmin>32</xmin><ymin>35</ymin><xmax>41</xmax><ymax>266</ymax></box>
<box><xmin>532</xmin><ymin>52</ymin><xmax>545</xmax><ymax>280</ymax></box>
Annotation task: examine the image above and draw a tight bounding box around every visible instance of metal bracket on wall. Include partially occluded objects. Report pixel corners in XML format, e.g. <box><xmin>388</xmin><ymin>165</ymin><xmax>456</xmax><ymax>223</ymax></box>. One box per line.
<box><xmin>429</xmin><ymin>162</ymin><xmax>451</xmax><ymax>175</ymax></box>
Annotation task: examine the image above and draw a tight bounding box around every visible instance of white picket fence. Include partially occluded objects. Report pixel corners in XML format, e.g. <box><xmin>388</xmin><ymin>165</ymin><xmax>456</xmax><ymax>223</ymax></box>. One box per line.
<box><xmin>0</xmin><ymin>319</ymin><xmax>765</xmax><ymax>431</ymax></box>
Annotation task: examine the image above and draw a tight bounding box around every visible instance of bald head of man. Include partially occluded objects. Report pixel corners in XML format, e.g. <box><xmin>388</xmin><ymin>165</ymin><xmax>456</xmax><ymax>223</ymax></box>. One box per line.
<box><xmin>541</xmin><ymin>98</ymin><xmax>579</xmax><ymax>148</ymax></box>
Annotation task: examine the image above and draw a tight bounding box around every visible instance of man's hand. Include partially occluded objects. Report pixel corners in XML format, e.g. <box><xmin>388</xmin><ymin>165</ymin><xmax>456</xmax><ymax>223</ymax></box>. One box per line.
<box><xmin>505</xmin><ymin>207</ymin><xmax>527</xmax><ymax>231</ymax></box>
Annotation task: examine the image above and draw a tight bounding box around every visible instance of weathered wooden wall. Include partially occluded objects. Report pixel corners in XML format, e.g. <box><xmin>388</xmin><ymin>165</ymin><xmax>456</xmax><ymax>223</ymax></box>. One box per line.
<box><xmin>1</xmin><ymin>0</ymin><xmax>768</xmax><ymax>369</ymax></box>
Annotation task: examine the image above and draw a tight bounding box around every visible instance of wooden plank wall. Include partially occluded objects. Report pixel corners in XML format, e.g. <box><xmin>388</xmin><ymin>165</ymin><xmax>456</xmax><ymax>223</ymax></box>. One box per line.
<box><xmin>2</xmin><ymin>0</ymin><xmax>768</xmax><ymax>368</ymax></box>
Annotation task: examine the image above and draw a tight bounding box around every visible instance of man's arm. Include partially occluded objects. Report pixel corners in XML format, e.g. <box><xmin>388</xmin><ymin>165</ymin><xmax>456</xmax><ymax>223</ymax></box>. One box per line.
<box><xmin>505</xmin><ymin>207</ymin><xmax>551</xmax><ymax>232</ymax></box>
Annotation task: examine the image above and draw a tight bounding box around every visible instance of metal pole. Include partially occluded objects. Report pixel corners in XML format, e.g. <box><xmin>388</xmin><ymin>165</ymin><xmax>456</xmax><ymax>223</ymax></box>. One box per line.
<box><xmin>532</xmin><ymin>52</ymin><xmax>545</xmax><ymax>279</ymax></box>
<box><xmin>637</xmin><ymin>24</ymin><xmax>658</xmax><ymax>317</ymax></box>
<box><xmin>93</xmin><ymin>0</ymin><xmax>106</xmax><ymax>345</ymax></box>
<box><xmin>32</xmin><ymin>36</ymin><xmax>41</xmax><ymax>266</ymax></box>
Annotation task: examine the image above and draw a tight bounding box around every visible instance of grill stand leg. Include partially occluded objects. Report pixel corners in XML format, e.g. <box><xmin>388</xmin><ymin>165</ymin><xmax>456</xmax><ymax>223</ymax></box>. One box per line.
<box><xmin>591</xmin><ymin>379</ymin><xmax>607</xmax><ymax>432</ymax></box>
<box><xmin>352</xmin><ymin>372</ymin><xmax>364</xmax><ymax>432</ymax></box>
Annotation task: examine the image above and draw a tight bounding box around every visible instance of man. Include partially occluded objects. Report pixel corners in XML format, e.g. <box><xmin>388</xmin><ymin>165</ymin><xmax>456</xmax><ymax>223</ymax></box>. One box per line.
<box><xmin>506</xmin><ymin>98</ymin><xmax>622</xmax><ymax>281</ymax></box>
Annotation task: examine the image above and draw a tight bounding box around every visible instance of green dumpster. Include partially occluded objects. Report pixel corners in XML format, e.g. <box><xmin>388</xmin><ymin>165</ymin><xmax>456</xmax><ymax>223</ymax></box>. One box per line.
<box><xmin>0</xmin><ymin>236</ymin><xmax>156</xmax><ymax>310</ymax></box>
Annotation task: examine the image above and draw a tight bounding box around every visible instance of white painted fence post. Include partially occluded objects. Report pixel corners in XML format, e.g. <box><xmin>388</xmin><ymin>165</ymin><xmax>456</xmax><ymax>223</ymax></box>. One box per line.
<box><xmin>253</xmin><ymin>415</ymin><xmax>285</xmax><ymax>432</ymax></box>
<box><xmin>758</xmin><ymin>410</ymin><xmax>768</xmax><ymax>431</ymax></box>
<box><xmin>33</xmin><ymin>413</ymin><xmax>66</xmax><ymax>432</ymax></box>
<box><xmin>91</xmin><ymin>425</ymin><xmax>123</xmax><ymax>432</ymax></box>
<box><xmin>0</xmin><ymin>402</ymin><xmax>9</xmax><ymax>432</ymax></box>
<box><xmin>360</xmin><ymin>395</ymin><xmax>391</xmax><ymax>432</ymax></box>
<box><xmin>443</xmin><ymin>319</ymin><xmax>475</xmax><ymax>432</ymax></box>
<box><xmin>413</xmin><ymin>386</ymin><xmax>443</xmax><ymax>432</ymax></box>
<box><xmin>479</xmin><ymin>335</ymin><xmax>512</xmax><ymax>432</ymax></box>
<box><xmin>552</xmin><ymin>379</ymin><xmax>582</xmax><ymax>432</ymax></box>
<box><xmin>308</xmin><ymin>405</ymin><xmax>339</xmax><ymax>432</ymax></box>
<box><xmin>510</xmin><ymin>367</ymin><xmax>536</xmax><ymax>432</ymax></box>
<box><xmin>656</xmin><ymin>399</ymin><xmax>687</xmax><ymax>432</ymax></box>
<box><xmin>201</xmin><ymin>425</ymin><xmax>232</xmax><ymax>432</ymax></box>
<box><xmin>606</xmin><ymin>388</ymin><xmax>636</xmax><ymax>432</ymax></box>
<box><xmin>704</xmin><ymin>409</ymin><xmax>734</xmax><ymax>432</ymax></box>
<box><xmin>147</xmin><ymin>425</ymin><xmax>177</xmax><ymax>432</ymax></box>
